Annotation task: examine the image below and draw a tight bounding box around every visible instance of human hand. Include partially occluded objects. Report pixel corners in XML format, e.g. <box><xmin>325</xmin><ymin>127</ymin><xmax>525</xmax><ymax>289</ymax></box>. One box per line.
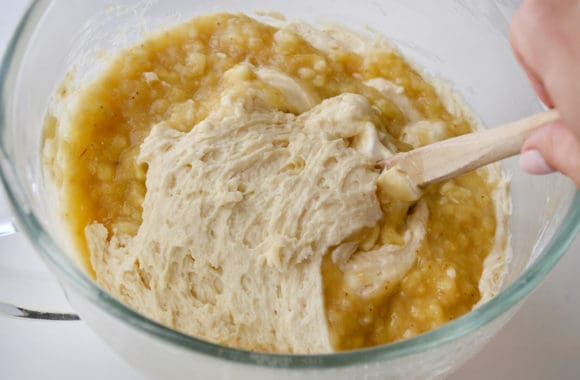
<box><xmin>510</xmin><ymin>0</ymin><xmax>580</xmax><ymax>187</ymax></box>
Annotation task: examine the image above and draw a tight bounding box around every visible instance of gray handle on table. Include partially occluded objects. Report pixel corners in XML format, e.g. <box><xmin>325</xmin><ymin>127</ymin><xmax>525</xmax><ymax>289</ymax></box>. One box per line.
<box><xmin>0</xmin><ymin>219</ymin><xmax>79</xmax><ymax>321</ymax></box>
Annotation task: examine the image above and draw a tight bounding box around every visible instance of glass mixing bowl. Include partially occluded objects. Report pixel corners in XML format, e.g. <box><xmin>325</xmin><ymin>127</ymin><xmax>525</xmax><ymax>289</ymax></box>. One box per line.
<box><xmin>1</xmin><ymin>0</ymin><xmax>579</xmax><ymax>379</ymax></box>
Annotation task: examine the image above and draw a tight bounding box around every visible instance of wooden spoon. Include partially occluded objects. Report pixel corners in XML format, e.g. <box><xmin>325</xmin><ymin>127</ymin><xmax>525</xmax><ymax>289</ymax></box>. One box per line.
<box><xmin>377</xmin><ymin>109</ymin><xmax>560</xmax><ymax>187</ymax></box>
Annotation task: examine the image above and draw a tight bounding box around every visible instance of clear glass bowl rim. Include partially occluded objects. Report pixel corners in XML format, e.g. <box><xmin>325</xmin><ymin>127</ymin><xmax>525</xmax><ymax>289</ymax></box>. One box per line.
<box><xmin>1</xmin><ymin>0</ymin><xmax>579</xmax><ymax>369</ymax></box>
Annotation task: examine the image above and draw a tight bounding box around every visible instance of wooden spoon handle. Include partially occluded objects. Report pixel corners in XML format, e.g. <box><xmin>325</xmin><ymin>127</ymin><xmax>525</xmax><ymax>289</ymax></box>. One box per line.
<box><xmin>378</xmin><ymin>109</ymin><xmax>560</xmax><ymax>187</ymax></box>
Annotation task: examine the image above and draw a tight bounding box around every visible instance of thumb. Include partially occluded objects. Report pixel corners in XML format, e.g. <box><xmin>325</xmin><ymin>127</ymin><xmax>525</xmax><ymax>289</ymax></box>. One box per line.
<box><xmin>520</xmin><ymin>121</ymin><xmax>580</xmax><ymax>188</ymax></box>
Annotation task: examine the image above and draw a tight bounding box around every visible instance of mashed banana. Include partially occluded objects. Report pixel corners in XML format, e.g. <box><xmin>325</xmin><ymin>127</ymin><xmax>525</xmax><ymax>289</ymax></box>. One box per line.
<box><xmin>44</xmin><ymin>13</ymin><xmax>510</xmax><ymax>353</ymax></box>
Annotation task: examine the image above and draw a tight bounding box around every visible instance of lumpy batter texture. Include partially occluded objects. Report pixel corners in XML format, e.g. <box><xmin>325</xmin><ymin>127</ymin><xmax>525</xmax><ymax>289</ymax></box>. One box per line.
<box><xmin>43</xmin><ymin>13</ymin><xmax>510</xmax><ymax>353</ymax></box>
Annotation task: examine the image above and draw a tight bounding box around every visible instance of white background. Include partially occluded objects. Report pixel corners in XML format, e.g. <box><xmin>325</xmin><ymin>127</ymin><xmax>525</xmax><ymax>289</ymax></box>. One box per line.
<box><xmin>1</xmin><ymin>2</ymin><xmax>579</xmax><ymax>379</ymax></box>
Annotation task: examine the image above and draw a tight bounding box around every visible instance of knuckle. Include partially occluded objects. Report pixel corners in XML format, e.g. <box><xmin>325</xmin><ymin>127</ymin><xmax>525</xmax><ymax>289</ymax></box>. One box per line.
<box><xmin>510</xmin><ymin>0</ymin><xmax>571</xmax><ymax>82</ymax></box>
<box><xmin>511</xmin><ymin>0</ymin><xmax>553</xmax><ymax>40</ymax></box>
<box><xmin>522</xmin><ymin>0</ymin><xmax>552</xmax><ymax>23</ymax></box>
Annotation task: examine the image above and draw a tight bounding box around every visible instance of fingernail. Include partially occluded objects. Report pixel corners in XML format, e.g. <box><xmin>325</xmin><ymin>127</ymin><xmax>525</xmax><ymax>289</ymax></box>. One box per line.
<box><xmin>520</xmin><ymin>150</ymin><xmax>554</xmax><ymax>175</ymax></box>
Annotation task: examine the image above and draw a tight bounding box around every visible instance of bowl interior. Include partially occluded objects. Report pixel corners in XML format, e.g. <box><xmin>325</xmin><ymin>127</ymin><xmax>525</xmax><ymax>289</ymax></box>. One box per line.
<box><xmin>0</xmin><ymin>0</ymin><xmax>578</xmax><ymax>369</ymax></box>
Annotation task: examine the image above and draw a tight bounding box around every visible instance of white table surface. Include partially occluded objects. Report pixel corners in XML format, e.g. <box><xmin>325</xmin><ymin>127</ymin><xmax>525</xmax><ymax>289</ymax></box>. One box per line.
<box><xmin>1</xmin><ymin>3</ymin><xmax>580</xmax><ymax>380</ymax></box>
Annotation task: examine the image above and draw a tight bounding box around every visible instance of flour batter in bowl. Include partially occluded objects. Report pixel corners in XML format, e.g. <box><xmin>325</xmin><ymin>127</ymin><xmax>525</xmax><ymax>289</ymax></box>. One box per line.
<box><xmin>43</xmin><ymin>13</ymin><xmax>510</xmax><ymax>354</ymax></box>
